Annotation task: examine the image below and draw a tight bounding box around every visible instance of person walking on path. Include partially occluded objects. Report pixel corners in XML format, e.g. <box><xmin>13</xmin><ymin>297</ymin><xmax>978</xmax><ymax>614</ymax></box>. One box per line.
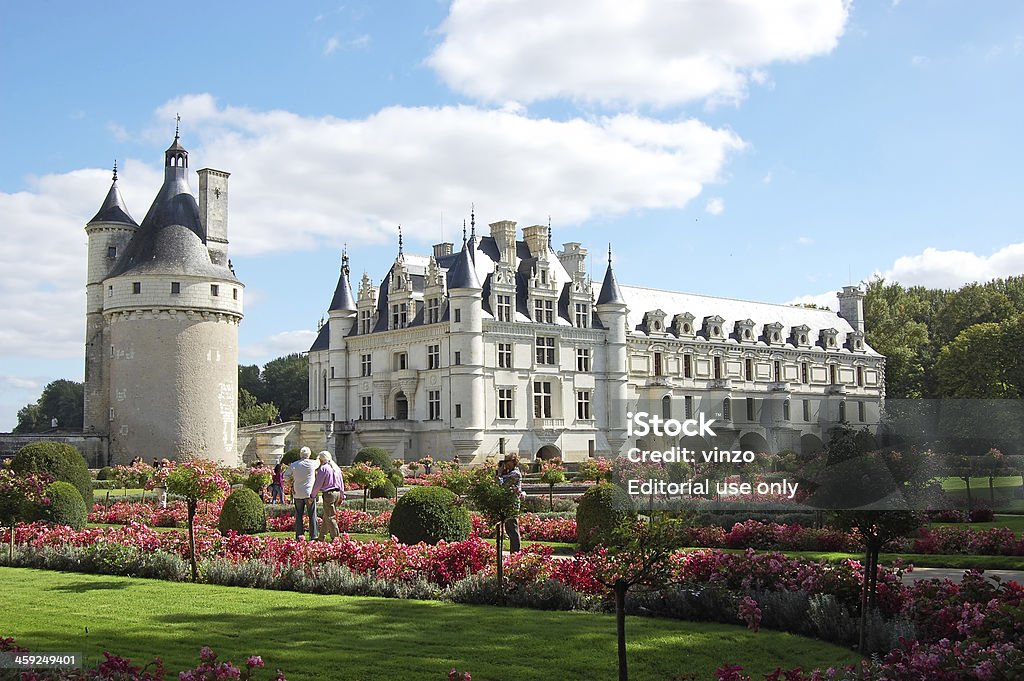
<box><xmin>284</xmin><ymin>447</ymin><xmax>319</xmax><ymax>540</ymax></box>
<box><xmin>497</xmin><ymin>453</ymin><xmax>525</xmax><ymax>553</ymax></box>
<box><xmin>310</xmin><ymin>451</ymin><xmax>345</xmax><ymax>542</ymax></box>
<box><xmin>269</xmin><ymin>463</ymin><xmax>286</xmax><ymax>505</ymax></box>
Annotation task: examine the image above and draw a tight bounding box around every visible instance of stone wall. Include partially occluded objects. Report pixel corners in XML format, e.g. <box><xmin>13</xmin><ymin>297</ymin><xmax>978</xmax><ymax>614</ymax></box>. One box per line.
<box><xmin>0</xmin><ymin>433</ymin><xmax>109</xmax><ymax>467</ymax></box>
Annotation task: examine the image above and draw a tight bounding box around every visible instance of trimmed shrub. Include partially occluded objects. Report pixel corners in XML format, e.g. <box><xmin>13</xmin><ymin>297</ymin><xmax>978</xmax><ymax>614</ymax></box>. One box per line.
<box><xmin>218</xmin><ymin>488</ymin><xmax>267</xmax><ymax>535</ymax></box>
<box><xmin>41</xmin><ymin>481</ymin><xmax>87</xmax><ymax>530</ymax></box>
<box><xmin>388</xmin><ymin>486</ymin><xmax>470</xmax><ymax>544</ymax></box>
<box><xmin>354</xmin><ymin>447</ymin><xmax>394</xmax><ymax>472</ymax></box>
<box><xmin>280</xmin><ymin>448</ymin><xmax>303</xmax><ymax>466</ymax></box>
<box><xmin>12</xmin><ymin>441</ymin><xmax>93</xmax><ymax>506</ymax></box>
<box><xmin>370</xmin><ymin>479</ymin><xmax>397</xmax><ymax>499</ymax></box>
<box><xmin>96</xmin><ymin>466</ymin><xmax>115</xmax><ymax>481</ymax></box>
<box><xmin>575</xmin><ymin>482</ymin><xmax>634</xmax><ymax>550</ymax></box>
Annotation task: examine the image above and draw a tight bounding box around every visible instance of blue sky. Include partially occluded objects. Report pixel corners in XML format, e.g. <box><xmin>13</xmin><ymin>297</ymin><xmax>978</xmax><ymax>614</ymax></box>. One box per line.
<box><xmin>1</xmin><ymin>0</ymin><xmax>1023</xmax><ymax>430</ymax></box>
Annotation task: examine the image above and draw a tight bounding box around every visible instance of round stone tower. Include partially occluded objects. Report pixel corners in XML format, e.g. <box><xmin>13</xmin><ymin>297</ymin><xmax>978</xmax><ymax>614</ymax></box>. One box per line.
<box><xmin>98</xmin><ymin>132</ymin><xmax>243</xmax><ymax>465</ymax></box>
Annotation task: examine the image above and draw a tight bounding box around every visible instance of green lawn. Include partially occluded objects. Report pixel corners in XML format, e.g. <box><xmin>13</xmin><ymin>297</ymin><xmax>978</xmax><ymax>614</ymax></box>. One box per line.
<box><xmin>941</xmin><ymin>476</ymin><xmax>1022</xmax><ymax>492</ymax></box>
<box><xmin>1</xmin><ymin>567</ymin><xmax>858</xmax><ymax>681</ymax></box>
<box><xmin>934</xmin><ymin>514</ymin><xmax>1024</xmax><ymax>533</ymax></box>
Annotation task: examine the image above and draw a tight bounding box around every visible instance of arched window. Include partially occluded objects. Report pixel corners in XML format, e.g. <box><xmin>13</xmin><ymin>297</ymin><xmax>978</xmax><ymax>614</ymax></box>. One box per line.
<box><xmin>322</xmin><ymin>371</ymin><xmax>328</xmax><ymax>407</ymax></box>
<box><xmin>662</xmin><ymin>395</ymin><xmax>671</xmax><ymax>419</ymax></box>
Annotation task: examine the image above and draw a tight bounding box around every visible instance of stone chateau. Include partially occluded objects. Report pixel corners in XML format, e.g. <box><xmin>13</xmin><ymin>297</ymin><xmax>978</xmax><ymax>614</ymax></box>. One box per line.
<box><xmin>305</xmin><ymin>216</ymin><xmax>884</xmax><ymax>465</ymax></box>
<box><xmin>82</xmin><ymin>131</ymin><xmax>243</xmax><ymax>465</ymax></box>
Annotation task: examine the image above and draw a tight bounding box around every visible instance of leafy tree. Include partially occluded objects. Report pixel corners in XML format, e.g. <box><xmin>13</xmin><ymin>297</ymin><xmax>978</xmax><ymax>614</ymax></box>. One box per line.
<box><xmin>538</xmin><ymin>459</ymin><xmax>566</xmax><ymax>511</ymax></box>
<box><xmin>237</xmin><ymin>388</ymin><xmax>280</xmax><ymax>427</ymax></box>
<box><xmin>238</xmin><ymin>364</ymin><xmax>266</xmax><ymax>404</ymax></box>
<box><xmin>347</xmin><ymin>463</ymin><xmax>387</xmax><ymax>512</ymax></box>
<box><xmin>465</xmin><ymin>467</ymin><xmax>521</xmax><ymax>596</ymax></box>
<box><xmin>863</xmin><ymin>278</ymin><xmax>930</xmax><ymax>398</ymax></box>
<box><xmin>932</xmin><ymin>283</ymin><xmax>1015</xmax><ymax>350</ymax></box>
<box><xmin>935</xmin><ymin>322</ymin><xmax>1017</xmax><ymax>398</ymax></box>
<box><xmin>834</xmin><ymin>510</ymin><xmax>922</xmax><ymax>652</ymax></box>
<box><xmin>980</xmin><ymin>448</ymin><xmax>1005</xmax><ymax>504</ymax></box>
<box><xmin>262</xmin><ymin>353</ymin><xmax>308</xmax><ymax>420</ymax></box>
<box><xmin>14</xmin><ymin>380</ymin><xmax>84</xmax><ymax>432</ymax></box>
<box><xmin>0</xmin><ymin>469</ymin><xmax>50</xmax><ymax>561</ymax></box>
<box><xmin>155</xmin><ymin>460</ymin><xmax>230</xmax><ymax>581</ymax></box>
<box><xmin>591</xmin><ymin>516</ymin><xmax>685</xmax><ymax>681</ymax></box>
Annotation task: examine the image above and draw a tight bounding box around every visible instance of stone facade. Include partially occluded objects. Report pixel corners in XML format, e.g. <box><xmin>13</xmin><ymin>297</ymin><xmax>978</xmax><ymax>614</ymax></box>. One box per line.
<box><xmin>306</xmin><ymin>219</ymin><xmax>885</xmax><ymax>465</ymax></box>
<box><xmin>83</xmin><ymin>135</ymin><xmax>243</xmax><ymax>466</ymax></box>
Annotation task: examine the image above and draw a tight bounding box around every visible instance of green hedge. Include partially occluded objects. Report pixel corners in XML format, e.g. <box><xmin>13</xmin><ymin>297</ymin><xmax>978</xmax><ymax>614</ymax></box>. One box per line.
<box><xmin>41</xmin><ymin>481</ymin><xmax>88</xmax><ymax>530</ymax></box>
<box><xmin>12</xmin><ymin>441</ymin><xmax>94</xmax><ymax>506</ymax></box>
<box><xmin>388</xmin><ymin>486</ymin><xmax>470</xmax><ymax>545</ymax></box>
<box><xmin>218</xmin><ymin>488</ymin><xmax>267</xmax><ymax>535</ymax></box>
<box><xmin>354</xmin><ymin>447</ymin><xmax>394</xmax><ymax>472</ymax></box>
<box><xmin>575</xmin><ymin>482</ymin><xmax>634</xmax><ymax>550</ymax></box>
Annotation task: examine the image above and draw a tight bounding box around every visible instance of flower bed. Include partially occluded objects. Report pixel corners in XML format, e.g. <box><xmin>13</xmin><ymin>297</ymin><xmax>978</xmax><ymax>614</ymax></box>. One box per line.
<box><xmin>912</xmin><ymin>526</ymin><xmax>1024</xmax><ymax>556</ymax></box>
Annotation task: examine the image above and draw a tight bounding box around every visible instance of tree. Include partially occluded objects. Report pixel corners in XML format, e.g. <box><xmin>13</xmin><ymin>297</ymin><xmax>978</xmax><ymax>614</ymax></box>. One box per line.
<box><xmin>237</xmin><ymin>388</ymin><xmax>280</xmax><ymax>427</ymax></box>
<box><xmin>980</xmin><ymin>448</ymin><xmax>1005</xmax><ymax>504</ymax></box>
<box><xmin>465</xmin><ymin>467</ymin><xmax>521</xmax><ymax>597</ymax></box>
<box><xmin>347</xmin><ymin>463</ymin><xmax>387</xmax><ymax>512</ymax></box>
<box><xmin>539</xmin><ymin>459</ymin><xmax>566</xmax><ymax>511</ymax></box>
<box><xmin>932</xmin><ymin>283</ymin><xmax>1015</xmax><ymax>350</ymax></box>
<box><xmin>935</xmin><ymin>323</ymin><xmax>1017</xmax><ymax>398</ymax></box>
<box><xmin>834</xmin><ymin>510</ymin><xmax>922</xmax><ymax>653</ymax></box>
<box><xmin>262</xmin><ymin>354</ymin><xmax>308</xmax><ymax>420</ymax></box>
<box><xmin>590</xmin><ymin>515</ymin><xmax>685</xmax><ymax>681</ymax></box>
<box><xmin>154</xmin><ymin>460</ymin><xmax>230</xmax><ymax>581</ymax></box>
<box><xmin>14</xmin><ymin>380</ymin><xmax>84</xmax><ymax>432</ymax></box>
<box><xmin>0</xmin><ymin>469</ymin><xmax>50</xmax><ymax>561</ymax></box>
<box><xmin>238</xmin><ymin>364</ymin><xmax>266</xmax><ymax>404</ymax></box>
<box><xmin>863</xmin><ymin>278</ymin><xmax>931</xmax><ymax>399</ymax></box>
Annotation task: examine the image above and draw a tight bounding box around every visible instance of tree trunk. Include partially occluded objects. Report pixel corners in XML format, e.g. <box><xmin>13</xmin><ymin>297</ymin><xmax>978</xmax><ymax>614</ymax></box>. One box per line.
<box><xmin>615</xmin><ymin>582</ymin><xmax>628</xmax><ymax>681</ymax></box>
<box><xmin>549</xmin><ymin>487</ymin><xmax>554</xmax><ymax>511</ymax></box>
<box><xmin>965</xmin><ymin>478</ymin><xmax>972</xmax><ymax>506</ymax></box>
<box><xmin>496</xmin><ymin>521</ymin><xmax>505</xmax><ymax>605</ymax></box>
<box><xmin>187</xmin><ymin>500</ymin><xmax>198</xmax><ymax>582</ymax></box>
<box><xmin>989</xmin><ymin>477</ymin><xmax>995</xmax><ymax>504</ymax></box>
<box><xmin>858</xmin><ymin>545</ymin><xmax>870</xmax><ymax>652</ymax></box>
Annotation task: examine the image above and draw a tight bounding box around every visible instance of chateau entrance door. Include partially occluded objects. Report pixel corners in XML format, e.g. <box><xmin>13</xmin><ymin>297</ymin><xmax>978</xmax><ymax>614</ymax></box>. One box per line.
<box><xmin>536</xmin><ymin>445</ymin><xmax>560</xmax><ymax>461</ymax></box>
<box><xmin>395</xmin><ymin>392</ymin><xmax>409</xmax><ymax>420</ymax></box>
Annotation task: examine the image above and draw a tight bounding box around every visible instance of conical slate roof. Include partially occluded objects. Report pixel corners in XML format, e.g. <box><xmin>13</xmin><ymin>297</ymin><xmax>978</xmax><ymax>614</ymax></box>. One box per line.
<box><xmin>446</xmin><ymin>240</ymin><xmax>481</xmax><ymax>289</ymax></box>
<box><xmin>107</xmin><ymin>137</ymin><xmax>236</xmax><ymax>281</ymax></box>
<box><xmin>597</xmin><ymin>262</ymin><xmax>625</xmax><ymax>305</ymax></box>
<box><xmin>89</xmin><ymin>175</ymin><xmax>137</xmax><ymax>226</ymax></box>
<box><xmin>329</xmin><ymin>265</ymin><xmax>356</xmax><ymax>311</ymax></box>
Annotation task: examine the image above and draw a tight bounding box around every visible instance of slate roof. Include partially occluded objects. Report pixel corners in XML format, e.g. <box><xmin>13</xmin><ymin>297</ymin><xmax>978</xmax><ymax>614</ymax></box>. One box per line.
<box><xmin>328</xmin><ymin>267</ymin><xmax>356</xmax><ymax>312</ymax></box>
<box><xmin>89</xmin><ymin>177</ymin><xmax>137</xmax><ymax>226</ymax></box>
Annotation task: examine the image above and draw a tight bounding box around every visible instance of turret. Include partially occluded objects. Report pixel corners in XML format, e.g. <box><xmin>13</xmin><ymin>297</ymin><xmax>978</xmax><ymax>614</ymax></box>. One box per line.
<box><xmin>595</xmin><ymin>245</ymin><xmax>629</xmax><ymax>455</ymax></box>
<box><xmin>328</xmin><ymin>248</ymin><xmax>358</xmax><ymax>342</ymax></box>
<box><xmin>83</xmin><ymin>163</ymin><xmax>138</xmax><ymax>435</ymax></box>
<box><xmin>446</xmin><ymin>239</ymin><xmax>484</xmax><ymax>460</ymax></box>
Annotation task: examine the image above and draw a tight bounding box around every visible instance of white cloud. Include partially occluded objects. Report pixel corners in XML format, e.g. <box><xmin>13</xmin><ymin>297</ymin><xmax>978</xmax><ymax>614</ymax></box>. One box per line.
<box><xmin>1</xmin><ymin>95</ymin><xmax>743</xmax><ymax>360</ymax></box>
<box><xmin>705</xmin><ymin>197</ymin><xmax>724</xmax><ymax>215</ymax></box>
<box><xmin>324</xmin><ymin>36</ymin><xmax>341</xmax><ymax>55</ymax></box>
<box><xmin>0</xmin><ymin>376</ymin><xmax>41</xmax><ymax>391</ymax></box>
<box><xmin>910</xmin><ymin>55</ymin><xmax>929</xmax><ymax>67</ymax></box>
<box><xmin>158</xmin><ymin>94</ymin><xmax>744</xmax><ymax>255</ymax></box>
<box><xmin>325</xmin><ymin>34</ymin><xmax>370</xmax><ymax>55</ymax></box>
<box><xmin>427</xmin><ymin>0</ymin><xmax>849</xmax><ymax>107</ymax></box>
<box><xmin>761</xmin><ymin>172</ymin><xmax>773</xmax><ymax>184</ymax></box>
<box><xmin>240</xmin><ymin>330</ymin><xmax>319</xmax><ymax>363</ymax></box>
<box><xmin>786</xmin><ymin>291</ymin><xmax>836</xmax><ymax>311</ymax></box>
<box><xmin>881</xmin><ymin>243</ymin><xmax>1024</xmax><ymax>289</ymax></box>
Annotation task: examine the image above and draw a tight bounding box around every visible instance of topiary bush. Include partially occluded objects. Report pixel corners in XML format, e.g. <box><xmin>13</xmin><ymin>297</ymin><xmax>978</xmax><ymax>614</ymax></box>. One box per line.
<box><xmin>12</xmin><ymin>441</ymin><xmax>94</xmax><ymax>506</ymax></box>
<box><xmin>218</xmin><ymin>488</ymin><xmax>267</xmax><ymax>535</ymax></box>
<box><xmin>96</xmin><ymin>466</ymin><xmax>114</xmax><ymax>481</ymax></box>
<box><xmin>41</xmin><ymin>481</ymin><xmax>87</xmax><ymax>530</ymax></box>
<box><xmin>354</xmin><ymin>447</ymin><xmax>394</xmax><ymax>472</ymax></box>
<box><xmin>370</xmin><ymin>479</ymin><xmax>397</xmax><ymax>499</ymax></box>
<box><xmin>280</xmin><ymin>448</ymin><xmax>303</xmax><ymax>466</ymax></box>
<box><xmin>387</xmin><ymin>486</ymin><xmax>470</xmax><ymax>545</ymax></box>
<box><xmin>575</xmin><ymin>482</ymin><xmax>635</xmax><ymax>550</ymax></box>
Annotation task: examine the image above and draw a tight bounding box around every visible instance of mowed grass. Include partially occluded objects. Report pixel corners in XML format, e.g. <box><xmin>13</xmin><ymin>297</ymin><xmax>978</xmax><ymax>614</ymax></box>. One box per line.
<box><xmin>1</xmin><ymin>567</ymin><xmax>859</xmax><ymax>681</ymax></box>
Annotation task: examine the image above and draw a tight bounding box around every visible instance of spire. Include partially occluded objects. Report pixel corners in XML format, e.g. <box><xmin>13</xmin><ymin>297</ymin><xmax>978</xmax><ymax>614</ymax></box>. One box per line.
<box><xmin>470</xmin><ymin>203</ymin><xmax>476</xmax><ymax>240</ymax></box>
<box><xmin>597</xmin><ymin>243</ymin><xmax>625</xmax><ymax>305</ymax></box>
<box><xmin>164</xmin><ymin>119</ymin><xmax>188</xmax><ymax>181</ymax></box>
<box><xmin>398</xmin><ymin>225</ymin><xmax>403</xmax><ymax>255</ymax></box>
<box><xmin>547</xmin><ymin>215</ymin><xmax>552</xmax><ymax>250</ymax></box>
<box><xmin>462</xmin><ymin>219</ymin><xmax>467</xmax><ymax>246</ymax></box>
<box><xmin>328</xmin><ymin>246</ymin><xmax>356</xmax><ymax>312</ymax></box>
<box><xmin>88</xmin><ymin>161</ymin><xmax>137</xmax><ymax>226</ymax></box>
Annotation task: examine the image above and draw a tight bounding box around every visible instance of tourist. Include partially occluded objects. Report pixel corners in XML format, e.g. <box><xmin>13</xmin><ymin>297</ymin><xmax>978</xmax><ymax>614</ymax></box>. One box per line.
<box><xmin>158</xmin><ymin>458</ymin><xmax>170</xmax><ymax>508</ymax></box>
<box><xmin>310</xmin><ymin>451</ymin><xmax>345</xmax><ymax>542</ymax></box>
<box><xmin>269</xmin><ymin>463</ymin><xmax>285</xmax><ymax>505</ymax></box>
<box><xmin>496</xmin><ymin>453</ymin><xmax>525</xmax><ymax>553</ymax></box>
<box><xmin>283</xmin><ymin>447</ymin><xmax>318</xmax><ymax>540</ymax></box>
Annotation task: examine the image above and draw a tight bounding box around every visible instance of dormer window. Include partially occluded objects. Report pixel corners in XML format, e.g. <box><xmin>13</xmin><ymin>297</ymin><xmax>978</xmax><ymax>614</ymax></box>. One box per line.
<box><xmin>790</xmin><ymin>325</ymin><xmax>811</xmax><ymax>348</ymax></box>
<box><xmin>819</xmin><ymin>328</ymin><xmax>839</xmax><ymax>350</ymax></box>
<box><xmin>733</xmin><ymin>319</ymin><xmax>755</xmax><ymax>343</ymax></box>
<box><xmin>644</xmin><ymin>309</ymin><xmax>667</xmax><ymax>335</ymax></box>
<box><xmin>496</xmin><ymin>294</ymin><xmax>512</xmax><ymax>322</ymax></box>
<box><xmin>534</xmin><ymin>299</ymin><xmax>554</xmax><ymax>324</ymax></box>
<box><xmin>763</xmin><ymin>322</ymin><xmax>784</xmax><ymax>345</ymax></box>
<box><xmin>703</xmin><ymin>315</ymin><xmax>725</xmax><ymax>339</ymax></box>
<box><xmin>540</xmin><ymin>269</ymin><xmax>548</xmax><ymax>285</ymax></box>
<box><xmin>426</xmin><ymin>297</ymin><xmax>441</xmax><ymax>324</ymax></box>
<box><xmin>672</xmin><ymin>313</ymin><xmax>696</xmax><ymax>337</ymax></box>
<box><xmin>391</xmin><ymin>303</ymin><xmax>408</xmax><ymax>329</ymax></box>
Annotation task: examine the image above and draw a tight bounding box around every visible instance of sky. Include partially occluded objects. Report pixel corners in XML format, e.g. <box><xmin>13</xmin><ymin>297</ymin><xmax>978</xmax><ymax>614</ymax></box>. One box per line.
<box><xmin>1</xmin><ymin>0</ymin><xmax>1023</xmax><ymax>431</ymax></box>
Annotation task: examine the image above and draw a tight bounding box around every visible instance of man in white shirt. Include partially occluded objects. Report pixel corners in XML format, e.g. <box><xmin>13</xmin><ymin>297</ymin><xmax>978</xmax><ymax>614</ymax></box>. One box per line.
<box><xmin>283</xmin><ymin>446</ymin><xmax>319</xmax><ymax>540</ymax></box>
